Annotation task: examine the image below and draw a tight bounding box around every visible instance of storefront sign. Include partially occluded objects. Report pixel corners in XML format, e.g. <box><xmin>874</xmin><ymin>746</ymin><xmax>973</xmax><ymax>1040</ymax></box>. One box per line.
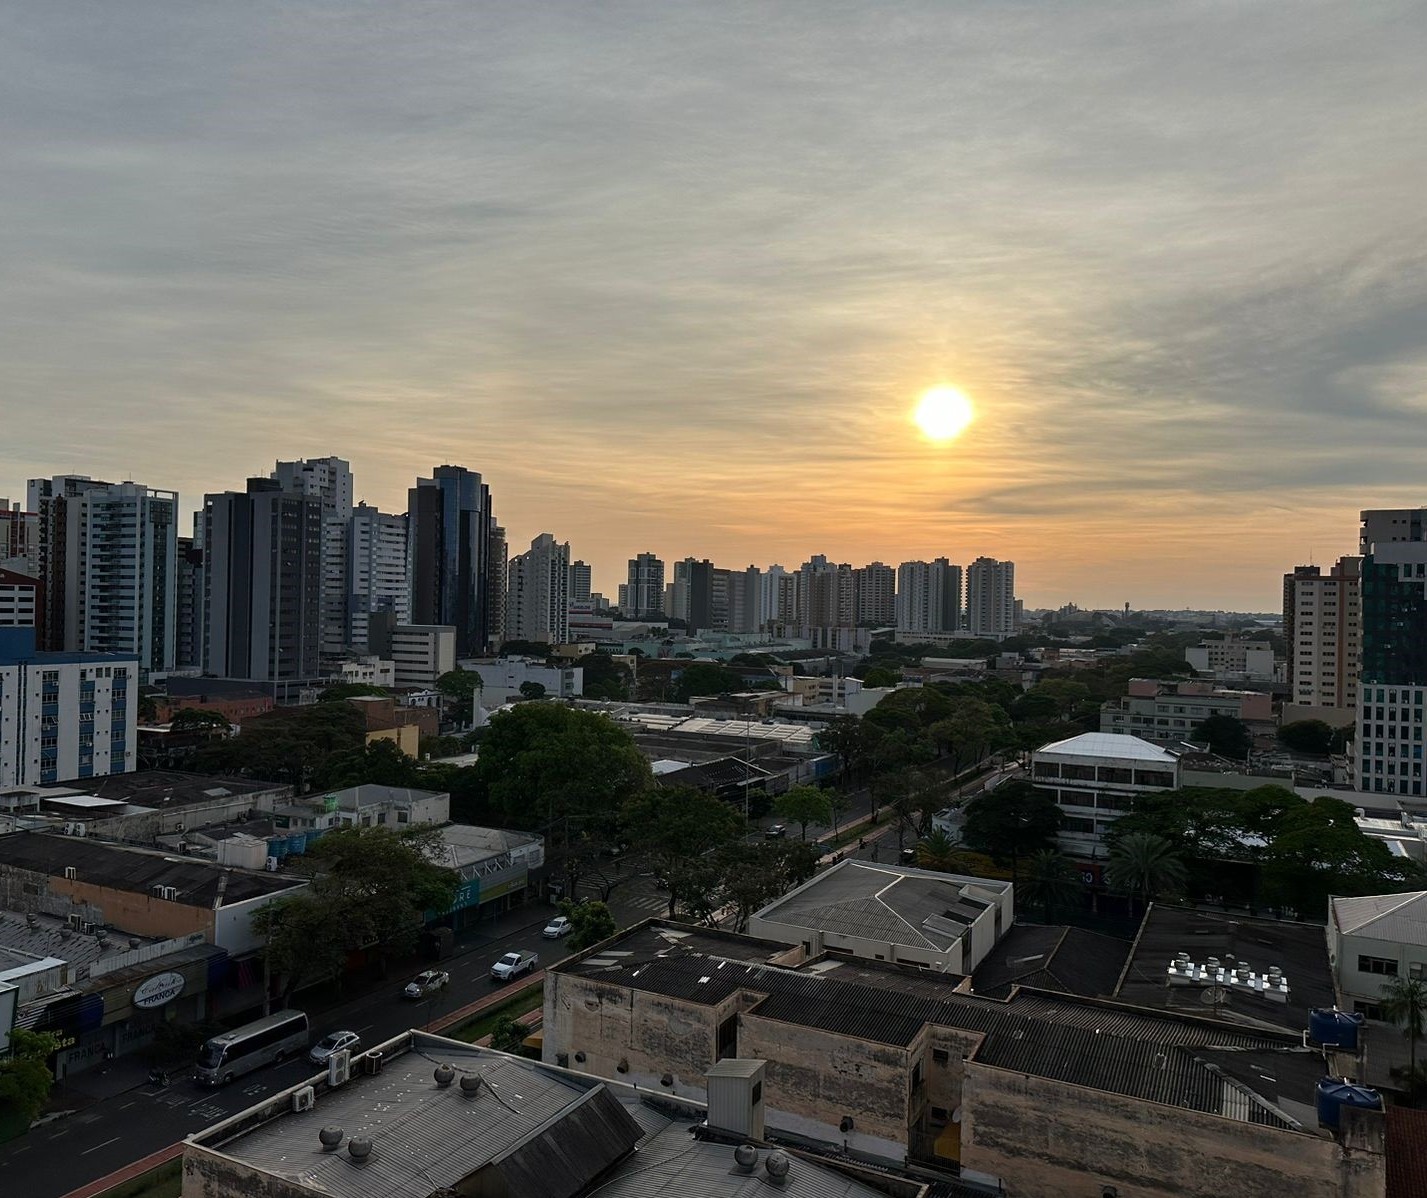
<box><xmin>133</xmin><ymin>971</ymin><xmax>186</xmax><ymax>1009</ymax></box>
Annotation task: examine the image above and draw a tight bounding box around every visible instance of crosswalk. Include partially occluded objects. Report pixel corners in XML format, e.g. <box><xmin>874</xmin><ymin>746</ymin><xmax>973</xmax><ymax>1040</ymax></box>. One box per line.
<box><xmin>619</xmin><ymin>893</ymin><xmax>668</xmax><ymax>914</ymax></box>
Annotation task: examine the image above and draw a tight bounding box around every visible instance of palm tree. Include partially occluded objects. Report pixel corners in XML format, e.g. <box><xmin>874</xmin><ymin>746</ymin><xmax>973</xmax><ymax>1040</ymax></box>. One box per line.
<box><xmin>1020</xmin><ymin>850</ymin><xmax>1080</xmax><ymax>923</ymax></box>
<box><xmin>1382</xmin><ymin>976</ymin><xmax>1427</xmax><ymax>1092</ymax></box>
<box><xmin>1105</xmin><ymin>833</ymin><xmax>1186</xmax><ymax>913</ymax></box>
<box><xmin>915</xmin><ymin>830</ymin><xmax>961</xmax><ymax>872</ymax></box>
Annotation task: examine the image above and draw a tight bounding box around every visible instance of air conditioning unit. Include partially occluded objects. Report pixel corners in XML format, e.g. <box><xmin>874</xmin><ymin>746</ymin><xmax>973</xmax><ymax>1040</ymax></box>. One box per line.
<box><xmin>361</xmin><ymin>1052</ymin><xmax>383</xmax><ymax>1076</ymax></box>
<box><xmin>67</xmin><ymin>913</ymin><xmax>84</xmax><ymax>930</ymax></box>
<box><xmin>292</xmin><ymin>1085</ymin><xmax>316</xmax><ymax>1112</ymax></box>
<box><xmin>328</xmin><ymin>1050</ymin><xmax>351</xmax><ymax>1087</ymax></box>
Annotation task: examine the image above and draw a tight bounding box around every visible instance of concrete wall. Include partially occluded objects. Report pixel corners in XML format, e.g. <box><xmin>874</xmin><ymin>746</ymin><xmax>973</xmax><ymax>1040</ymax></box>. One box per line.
<box><xmin>1327</xmin><ymin>925</ymin><xmax>1427</xmax><ymax>1007</ymax></box>
<box><xmin>960</xmin><ymin>1062</ymin><xmax>1386</xmax><ymax>1198</ymax></box>
<box><xmin>30</xmin><ymin>869</ymin><xmax>214</xmax><ymax>942</ymax></box>
<box><xmin>214</xmin><ymin>887</ymin><xmax>305</xmax><ymax>955</ymax></box>
<box><xmin>84</xmin><ymin>784</ymin><xmax>292</xmax><ymax>843</ymax></box>
<box><xmin>183</xmin><ymin>1145</ymin><xmax>316</xmax><ymax>1198</ymax></box>
<box><xmin>747</xmin><ymin>915</ymin><xmax>966</xmax><ymax>973</ymax></box>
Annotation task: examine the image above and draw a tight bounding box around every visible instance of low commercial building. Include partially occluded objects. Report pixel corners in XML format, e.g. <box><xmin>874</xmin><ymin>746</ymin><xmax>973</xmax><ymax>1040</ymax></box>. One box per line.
<box><xmin>427</xmin><ymin>824</ymin><xmax>545</xmax><ymax>929</ymax></box>
<box><xmin>749</xmin><ymin>859</ymin><xmax>1012</xmax><ymax>974</ymax></box>
<box><xmin>1328</xmin><ymin>892</ymin><xmax>1427</xmax><ymax>1019</ymax></box>
<box><xmin>369</xmin><ymin>620</ymin><xmax>455</xmax><ymax>688</ymax></box>
<box><xmin>544</xmin><ymin>921</ymin><xmax>1384</xmax><ymax>1197</ymax></box>
<box><xmin>1100</xmin><ymin>678</ymin><xmax>1274</xmax><ymax>746</ymax></box>
<box><xmin>183</xmin><ymin>1032</ymin><xmax>906</xmax><ymax>1198</ymax></box>
<box><xmin>465</xmin><ymin>655</ymin><xmax>583</xmax><ymax>705</ymax></box>
<box><xmin>1030</xmin><ymin>731</ymin><xmax>1180</xmax><ymax>857</ymax></box>
<box><xmin>1185</xmin><ymin>634</ymin><xmax>1279</xmax><ymax>681</ymax></box>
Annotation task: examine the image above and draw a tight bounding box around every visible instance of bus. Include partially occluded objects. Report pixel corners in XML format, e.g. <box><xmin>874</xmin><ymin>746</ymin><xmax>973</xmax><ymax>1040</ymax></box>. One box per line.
<box><xmin>195</xmin><ymin>1009</ymin><xmax>310</xmax><ymax>1086</ymax></box>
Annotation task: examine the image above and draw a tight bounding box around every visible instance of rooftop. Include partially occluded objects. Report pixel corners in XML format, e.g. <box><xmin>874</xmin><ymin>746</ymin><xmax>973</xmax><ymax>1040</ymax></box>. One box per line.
<box><xmin>1114</xmin><ymin>905</ymin><xmax>1335</xmax><ymax>1032</ymax></box>
<box><xmin>1035</xmin><ymin>732</ymin><xmax>1178</xmax><ymax>763</ymax></box>
<box><xmin>32</xmin><ymin>770</ymin><xmax>284</xmax><ymax>810</ymax></box>
<box><xmin>190</xmin><ymin>1032</ymin><xmax>892</xmax><ymax>1198</ymax></box>
<box><xmin>0</xmin><ymin>832</ymin><xmax>304</xmax><ymax>907</ymax></box>
<box><xmin>970</xmin><ymin>924</ymin><xmax>1133</xmax><ymax>999</ymax></box>
<box><xmin>1332</xmin><ymin>891</ymin><xmax>1427</xmax><ymax>945</ymax></box>
<box><xmin>0</xmin><ymin>908</ymin><xmax>169</xmax><ymax>970</ymax></box>
<box><xmin>753</xmin><ymin>859</ymin><xmax>1007</xmax><ymax>954</ymax></box>
<box><xmin>558</xmin><ymin>921</ymin><xmax>1322</xmax><ymax>1133</ymax></box>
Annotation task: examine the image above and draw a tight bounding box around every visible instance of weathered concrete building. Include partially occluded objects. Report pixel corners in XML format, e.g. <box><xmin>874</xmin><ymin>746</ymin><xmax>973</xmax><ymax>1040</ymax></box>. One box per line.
<box><xmin>544</xmin><ymin>921</ymin><xmax>1386</xmax><ymax>1198</ymax></box>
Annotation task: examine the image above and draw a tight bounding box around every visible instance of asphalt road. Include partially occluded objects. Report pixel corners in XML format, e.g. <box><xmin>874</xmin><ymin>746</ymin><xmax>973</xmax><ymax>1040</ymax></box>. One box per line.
<box><xmin>0</xmin><ymin>880</ymin><xmax>669</xmax><ymax>1198</ymax></box>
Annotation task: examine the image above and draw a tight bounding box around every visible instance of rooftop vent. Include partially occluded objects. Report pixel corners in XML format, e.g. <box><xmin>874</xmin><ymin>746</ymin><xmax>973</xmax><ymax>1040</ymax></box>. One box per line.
<box><xmin>459</xmin><ymin>1074</ymin><xmax>482</xmax><ymax>1098</ymax></box>
<box><xmin>319</xmin><ymin>1126</ymin><xmax>343</xmax><ymax>1151</ymax></box>
<box><xmin>733</xmin><ymin>1144</ymin><xmax>759</xmax><ymax>1173</ymax></box>
<box><xmin>765</xmin><ymin>1151</ymin><xmax>790</xmax><ymax>1185</ymax></box>
<box><xmin>1167</xmin><ymin>953</ymin><xmax>1289</xmax><ymax>1003</ymax></box>
<box><xmin>433</xmin><ymin>1064</ymin><xmax>455</xmax><ymax>1087</ymax></box>
<box><xmin>347</xmin><ymin>1137</ymin><xmax>372</xmax><ymax>1164</ymax></box>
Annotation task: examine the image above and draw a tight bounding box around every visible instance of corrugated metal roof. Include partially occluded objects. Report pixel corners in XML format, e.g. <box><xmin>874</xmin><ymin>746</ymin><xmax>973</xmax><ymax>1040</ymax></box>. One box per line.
<box><xmin>1035</xmin><ymin>732</ymin><xmax>1177</xmax><ymax>762</ymax></box>
<box><xmin>1332</xmin><ymin>891</ymin><xmax>1427</xmax><ymax>943</ymax></box>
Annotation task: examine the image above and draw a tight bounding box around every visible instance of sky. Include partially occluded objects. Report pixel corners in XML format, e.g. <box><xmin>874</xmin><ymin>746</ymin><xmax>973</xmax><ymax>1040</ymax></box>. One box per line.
<box><xmin>3</xmin><ymin>2</ymin><xmax>1425</xmax><ymax>611</ymax></box>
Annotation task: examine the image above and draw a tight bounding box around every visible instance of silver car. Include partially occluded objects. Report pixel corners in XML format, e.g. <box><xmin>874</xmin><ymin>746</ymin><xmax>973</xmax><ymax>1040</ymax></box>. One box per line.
<box><xmin>403</xmin><ymin>969</ymin><xmax>450</xmax><ymax>999</ymax></box>
<box><xmin>308</xmin><ymin>1030</ymin><xmax>361</xmax><ymax>1066</ymax></box>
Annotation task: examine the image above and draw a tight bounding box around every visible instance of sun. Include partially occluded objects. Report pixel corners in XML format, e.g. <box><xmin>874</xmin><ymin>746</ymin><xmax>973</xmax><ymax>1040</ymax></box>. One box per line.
<box><xmin>913</xmin><ymin>385</ymin><xmax>975</xmax><ymax>442</ymax></box>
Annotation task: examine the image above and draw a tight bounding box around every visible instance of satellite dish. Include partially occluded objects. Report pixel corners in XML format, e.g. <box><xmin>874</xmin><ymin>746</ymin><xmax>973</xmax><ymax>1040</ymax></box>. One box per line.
<box><xmin>1200</xmin><ymin>986</ymin><xmax>1229</xmax><ymax>1006</ymax></box>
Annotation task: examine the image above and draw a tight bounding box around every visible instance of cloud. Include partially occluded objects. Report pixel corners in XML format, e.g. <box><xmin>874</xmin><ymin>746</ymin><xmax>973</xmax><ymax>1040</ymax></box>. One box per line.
<box><xmin>1</xmin><ymin>1</ymin><xmax>1425</xmax><ymax>608</ymax></box>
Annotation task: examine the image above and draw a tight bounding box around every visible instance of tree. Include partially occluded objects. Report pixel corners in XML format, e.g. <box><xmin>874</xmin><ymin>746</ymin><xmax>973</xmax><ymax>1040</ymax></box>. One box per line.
<box><xmin>960</xmin><ymin>780</ymin><xmax>1062</xmax><ymax>862</ymax></box>
<box><xmin>518</xmin><ymin>681</ymin><xmax>547</xmax><ymax>701</ymax></box>
<box><xmin>489</xmin><ymin>1013</ymin><xmax>528</xmax><ymax>1055</ymax></box>
<box><xmin>1028</xmin><ymin>679</ymin><xmax>1091</xmax><ymax>721</ymax></box>
<box><xmin>436</xmin><ymin>669</ymin><xmax>483</xmax><ymax>722</ymax></box>
<box><xmin>1020</xmin><ymin>850</ymin><xmax>1080</xmax><ymax>922</ymax></box>
<box><xmin>0</xmin><ymin>1029</ymin><xmax>60</xmax><ymax>1134</ymax></box>
<box><xmin>168</xmin><ymin>708</ymin><xmax>233</xmax><ymax>734</ymax></box>
<box><xmin>673</xmin><ymin>662</ymin><xmax>744</xmax><ymax>703</ymax></box>
<box><xmin>622</xmin><ymin>788</ymin><xmax>744</xmax><ymax>917</ymax></box>
<box><xmin>915</xmin><ymin>829</ymin><xmax>961</xmax><ymax>871</ymax></box>
<box><xmin>773</xmin><ymin>785</ymin><xmax>833</xmax><ymax>841</ymax></box>
<box><xmin>713</xmin><ymin>839</ymin><xmax>820</xmax><ymax>931</ymax></box>
<box><xmin>928</xmin><ymin>697</ymin><xmax>1014</xmax><ymax>773</ymax></box>
<box><xmin>1192</xmin><ymin>713</ymin><xmax>1252</xmax><ymax>759</ymax></box>
<box><xmin>1106</xmin><ymin>832</ymin><xmax>1186</xmax><ymax>912</ymax></box>
<box><xmin>814</xmin><ymin>716</ymin><xmax>878</xmax><ymax>782</ymax></box>
<box><xmin>318</xmin><ymin>738</ymin><xmax>422</xmax><ymax>789</ymax></box>
<box><xmin>861</xmin><ymin>666</ymin><xmax>901</xmax><ymax>688</ymax></box>
<box><xmin>863</xmin><ymin>686</ymin><xmax>952</xmax><ymax>736</ymax></box>
<box><xmin>582</xmin><ymin>652</ymin><xmax>632</xmax><ymax>701</ymax></box>
<box><xmin>1383</xmin><ymin>976</ymin><xmax>1427</xmax><ymax>1095</ymax></box>
<box><xmin>562</xmin><ymin>899</ymin><xmax>617</xmax><ymax>950</ymax></box>
<box><xmin>1278</xmin><ymin>720</ymin><xmax>1335</xmax><ymax>756</ymax></box>
<box><xmin>189</xmin><ymin>701</ymin><xmax>366</xmax><ymax>789</ymax></box>
<box><xmin>252</xmin><ymin>826</ymin><xmax>458</xmax><ymax>1005</ymax></box>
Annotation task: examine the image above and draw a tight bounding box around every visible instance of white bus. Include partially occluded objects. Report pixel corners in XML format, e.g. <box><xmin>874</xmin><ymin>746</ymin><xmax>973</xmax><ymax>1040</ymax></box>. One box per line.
<box><xmin>195</xmin><ymin>1009</ymin><xmax>309</xmax><ymax>1086</ymax></box>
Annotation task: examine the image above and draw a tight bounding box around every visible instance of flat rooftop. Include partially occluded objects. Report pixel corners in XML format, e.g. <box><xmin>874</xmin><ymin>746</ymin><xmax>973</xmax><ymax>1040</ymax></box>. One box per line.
<box><xmin>0</xmin><ymin>832</ymin><xmax>304</xmax><ymax>907</ymax></box>
<box><xmin>190</xmin><ymin>1032</ymin><xmax>890</xmax><ymax>1198</ymax></box>
<box><xmin>1114</xmin><ymin>906</ymin><xmax>1335</xmax><ymax>1032</ymax></box>
<box><xmin>33</xmin><ymin>770</ymin><xmax>284</xmax><ymax>810</ymax></box>
<box><xmin>558</xmin><ymin>921</ymin><xmax>1324</xmax><ymax>1134</ymax></box>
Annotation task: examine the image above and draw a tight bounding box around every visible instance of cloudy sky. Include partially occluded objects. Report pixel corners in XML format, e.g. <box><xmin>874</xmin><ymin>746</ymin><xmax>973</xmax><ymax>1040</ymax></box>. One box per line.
<box><xmin>3</xmin><ymin>2</ymin><xmax>1425</xmax><ymax>610</ymax></box>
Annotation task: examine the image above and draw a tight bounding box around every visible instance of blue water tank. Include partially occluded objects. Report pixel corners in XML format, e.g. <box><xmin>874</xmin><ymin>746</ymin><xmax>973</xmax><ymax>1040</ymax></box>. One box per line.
<box><xmin>1309</xmin><ymin>1008</ymin><xmax>1366</xmax><ymax>1051</ymax></box>
<box><xmin>1316</xmin><ymin>1078</ymin><xmax>1382</xmax><ymax>1129</ymax></box>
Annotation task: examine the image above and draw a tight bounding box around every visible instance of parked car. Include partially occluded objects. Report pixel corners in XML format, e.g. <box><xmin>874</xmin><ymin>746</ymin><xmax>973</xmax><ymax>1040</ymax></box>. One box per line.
<box><xmin>543</xmin><ymin>916</ymin><xmax>573</xmax><ymax>939</ymax></box>
<box><xmin>490</xmin><ymin>950</ymin><xmax>539</xmax><ymax>982</ymax></box>
<box><xmin>308</xmin><ymin>1030</ymin><xmax>361</xmax><ymax>1066</ymax></box>
<box><xmin>402</xmin><ymin>969</ymin><xmax>450</xmax><ymax>1000</ymax></box>
<box><xmin>764</xmin><ymin>824</ymin><xmax>787</xmax><ymax>839</ymax></box>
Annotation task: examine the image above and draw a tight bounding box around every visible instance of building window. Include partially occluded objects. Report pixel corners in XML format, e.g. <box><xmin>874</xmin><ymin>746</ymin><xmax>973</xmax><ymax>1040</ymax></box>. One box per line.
<box><xmin>932</xmin><ymin>1048</ymin><xmax>950</xmax><ymax>1066</ymax></box>
<box><xmin>1354</xmin><ymin>1001</ymin><xmax>1384</xmax><ymax>1020</ymax></box>
<box><xmin>1359</xmin><ymin>955</ymin><xmax>1398</xmax><ymax>976</ymax></box>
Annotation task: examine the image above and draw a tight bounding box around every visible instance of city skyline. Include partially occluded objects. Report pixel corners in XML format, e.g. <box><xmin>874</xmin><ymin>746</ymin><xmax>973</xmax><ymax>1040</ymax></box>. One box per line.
<box><xmin>4</xmin><ymin>4</ymin><xmax>1425</xmax><ymax>609</ymax></box>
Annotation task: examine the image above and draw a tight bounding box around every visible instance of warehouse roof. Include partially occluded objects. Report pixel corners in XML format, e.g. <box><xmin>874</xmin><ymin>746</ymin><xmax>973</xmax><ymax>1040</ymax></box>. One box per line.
<box><xmin>1035</xmin><ymin>732</ymin><xmax>1178</xmax><ymax>762</ymax></box>
<box><xmin>1332</xmin><ymin>891</ymin><xmax>1427</xmax><ymax>945</ymax></box>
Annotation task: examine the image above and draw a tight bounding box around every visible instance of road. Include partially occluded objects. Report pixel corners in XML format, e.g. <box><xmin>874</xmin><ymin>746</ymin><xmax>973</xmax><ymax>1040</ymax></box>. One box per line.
<box><xmin>0</xmin><ymin>880</ymin><xmax>669</xmax><ymax>1198</ymax></box>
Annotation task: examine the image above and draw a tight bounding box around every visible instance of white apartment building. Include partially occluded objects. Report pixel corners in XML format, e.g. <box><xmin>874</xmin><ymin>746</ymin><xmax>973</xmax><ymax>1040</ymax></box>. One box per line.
<box><xmin>0</xmin><ymin>570</ymin><xmax>39</xmax><ymax>628</ymax></box>
<box><xmin>1100</xmin><ymin>679</ymin><xmax>1273</xmax><ymax>746</ymax></box>
<box><xmin>1031</xmin><ymin>732</ymin><xmax>1180</xmax><ymax>857</ymax></box>
<box><xmin>271</xmin><ymin>456</ymin><xmax>353</xmax><ymax>664</ymax></box>
<box><xmin>1283</xmin><ymin>557</ymin><xmax>1361</xmax><ymax>714</ymax></box>
<box><xmin>896</xmin><ymin>558</ymin><xmax>961</xmax><ymax>635</ymax></box>
<box><xmin>568</xmin><ymin>560</ymin><xmax>592</xmax><ymax>604</ymax></box>
<box><xmin>347</xmin><ymin>502</ymin><xmax>409</xmax><ymax>651</ymax></box>
<box><xmin>853</xmin><ymin>562</ymin><xmax>896</xmax><ymax>627</ymax></box>
<box><xmin>506</xmin><ymin>533</ymin><xmax>570</xmax><ymax>646</ymax></box>
<box><xmin>759</xmin><ymin>565</ymin><xmax>793</xmax><ymax>626</ymax></box>
<box><xmin>0</xmin><ymin>501</ymin><xmax>39</xmax><ymax>577</ymax></box>
<box><xmin>466</xmin><ymin>656</ymin><xmax>582</xmax><ymax>706</ymax></box>
<box><xmin>1183</xmin><ymin>634</ymin><xmax>1278</xmax><ymax>681</ymax></box>
<box><xmin>1328</xmin><ymin>892</ymin><xmax>1427</xmax><ymax>1019</ymax></box>
<box><xmin>386</xmin><ymin>624</ymin><xmax>456</xmax><ymax>688</ymax></box>
<box><xmin>966</xmin><ymin>556</ymin><xmax>1015</xmax><ymax>639</ymax></box>
<box><xmin>336</xmin><ymin>657</ymin><xmax>397</xmax><ymax>688</ymax></box>
<box><xmin>0</xmin><ymin>629</ymin><xmax>138</xmax><ymax>786</ymax></box>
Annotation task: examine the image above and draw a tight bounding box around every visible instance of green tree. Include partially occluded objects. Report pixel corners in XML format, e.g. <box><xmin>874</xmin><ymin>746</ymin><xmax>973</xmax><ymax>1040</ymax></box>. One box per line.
<box><xmin>1382</xmin><ymin>976</ymin><xmax>1427</xmax><ymax>1093</ymax></box>
<box><xmin>1191</xmin><ymin>713</ymin><xmax>1252</xmax><ymax>759</ymax></box>
<box><xmin>861</xmin><ymin>666</ymin><xmax>901</xmax><ymax>688</ymax></box>
<box><xmin>582</xmin><ymin>652</ymin><xmax>632</xmax><ymax>701</ymax></box>
<box><xmin>0</xmin><ymin>1029</ymin><xmax>60</xmax><ymax>1133</ymax></box>
<box><xmin>1277</xmin><ymin>720</ymin><xmax>1336</xmax><ymax>755</ymax></box>
<box><xmin>928</xmin><ymin>697</ymin><xmax>1014</xmax><ymax>772</ymax></box>
<box><xmin>673</xmin><ymin>662</ymin><xmax>744</xmax><ymax>703</ymax></box>
<box><xmin>773</xmin><ymin>785</ymin><xmax>833</xmax><ymax>841</ymax></box>
<box><xmin>1028</xmin><ymin>679</ymin><xmax>1091</xmax><ymax>721</ymax></box>
<box><xmin>1020</xmin><ymin>850</ymin><xmax>1080</xmax><ymax>922</ymax></box>
<box><xmin>914</xmin><ymin>829</ymin><xmax>962</xmax><ymax>871</ymax></box>
<box><xmin>562</xmin><ymin>899</ymin><xmax>617</xmax><ymax>950</ymax></box>
<box><xmin>1106</xmin><ymin>832</ymin><xmax>1186</xmax><ymax>912</ymax></box>
<box><xmin>318</xmin><ymin>737</ymin><xmax>422</xmax><ymax>788</ymax></box>
<box><xmin>168</xmin><ymin>708</ymin><xmax>233</xmax><ymax>734</ymax></box>
<box><xmin>960</xmin><ymin>780</ymin><xmax>1062</xmax><ymax>862</ymax></box>
<box><xmin>863</xmin><ymin>686</ymin><xmax>953</xmax><ymax>736</ymax></box>
<box><xmin>814</xmin><ymin>716</ymin><xmax>879</xmax><ymax>782</ymax></box>
<box><xmin>252</xmin><ymin>826</ymin><xmax>458</xmax><ymax>1005</ymax></box>
<box><xmin>518</xmin><ymin>681</ymin><xmax>547</xmax><ymax>701</ymax></box>
<box><xmin>436</xmin><ymin>669</ymin><xmax>484</xmax><ymax>722</ymax></box>
<box><xmin>713</xmin><ymin>839</ymin><xmax>820</xmax><ymax>931</ymax></box>
<box><xmin>622</xmin><ymin>788</ymin><xmax>744</xmax><ymax>917</ymax></box>
<box><xmin>189</xmin><ymin>702</ymin><xmax>366</xmax><ymax>789</ymax></box>
<box><xmin>489</xmin><ymin>1013</ymin><xmax>528</xmax><ymax>1055</ymax></box>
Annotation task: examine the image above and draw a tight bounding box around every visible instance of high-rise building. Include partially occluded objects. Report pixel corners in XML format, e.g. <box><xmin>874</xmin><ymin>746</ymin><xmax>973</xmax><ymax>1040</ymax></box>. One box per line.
<box><xmin>0</xmin><ymin>628</ymin><xmax>137</xmax><ymax>785</ymax></box>
<box><xmin>28</xmin><ymin>474</ymin><xmax>113</xmax><ymax>650</ymax></box>
<box><xmin>853</xmin><ymin>562</ymin><xmax>897</xmax><ymax>627</ymax></box>
<box><xmin>796</xmin><ymin>556</ymin><xmax>854</xmax><ymax>628</ymax></box>
<box><xmin>175</xmin><ymin>533</ymin><xmax>204</xmax><ymax>670</ymax></box>
<box><xmin>760</xmin><ymin>565</ymin><xmax>792</xmax><ymax>625</ymax></box>
<box><xmin>271</xmin><ymin>457</ymin><xmax>353</xmax><ymax>662</ymax></box>
<box><xmin>966</xmin><ymin>556</ymin><xmax>1015</xmax><ymax>639</ymax></box>
<box><xmin>202</xmin><ymin>478</ymin><xmax>323</xmax><ymax>681</ymax></box>
<box><xmin>1355</xmin><ymin>509</ymin><xmax>1427</xmax><ymax>794</ymax></box>
<box><xmin>667</xmin><ymin>558</ymin><xmax>696</xmax><ymax>625</ymax></box>
<box><xmin>625</xmin><ymin>553</ymin><xmax>665</xmax><ymax>619</ymax></box>
<box><xmin>347</xmin><ymin>503</ymin><xmax>409</xmax><ymax>652</ymax></box>
<box><xmin>1283</xmin><ymin>557</ymin><xmax>1360</xmax><ymax>712</ymax></box>
<box><xmin>568</xmin><ymin>560</ymin><xmax>593</xmax><ymax>605</ymax></box>
<box><xmin>0</xmin><ymin>500</ymin><xmax>39</xmax><ymax>577</ymax></box>
<box><xmin>408</xmin><ymin>466</ymin><xmax>499</xmax><ymax>657</ymax></box>
<box><xmin>896</xmin><ymin>559</ymin><xmax>962</xmax><ymax>635</ymax></box>
<box><xmin>0</xmin><ymin>569</ymin><xmax>40</xmax><ymax>628</ymax></box>
<box><xmin>506</xmin><ymin>533</ymin><xmax>571</xmax><ymax>646</ymax></box>
<box><xmin>487</xmin><ymin>523</ymin><xmax>507</xmax><ymax>649</ymax></box>
<box><xmin>27</xmin><ymin>477</ymin><xmax>178</xmax><ymax>675</ymax></box>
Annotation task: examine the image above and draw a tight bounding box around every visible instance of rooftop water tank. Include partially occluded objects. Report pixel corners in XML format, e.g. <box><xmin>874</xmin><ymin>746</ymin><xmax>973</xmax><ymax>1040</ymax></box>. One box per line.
<box><xmin>1316</xmin><ymin>1078</ymin><xmax>1382</xmax><ymax>1129</ymax></box>
<box><xmin>1310</xmin><ymin>1008</ymin><xmax>1365</xmax><ymax>1052</ymax></box>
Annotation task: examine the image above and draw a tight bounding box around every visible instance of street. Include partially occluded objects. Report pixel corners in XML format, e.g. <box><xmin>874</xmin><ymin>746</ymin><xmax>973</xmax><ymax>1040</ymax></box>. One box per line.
<box><xmin>0</xmin><ymin>879</ymin><xmax>667</xmax><ymax>1198</ymax></box>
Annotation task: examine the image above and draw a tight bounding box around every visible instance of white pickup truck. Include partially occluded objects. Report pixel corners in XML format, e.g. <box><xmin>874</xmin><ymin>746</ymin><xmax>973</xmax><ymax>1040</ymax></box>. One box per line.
<box><xmin>490</xmin><ymin>949</ymin><xmax>539</xmax><ymax>982</ymax></box>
